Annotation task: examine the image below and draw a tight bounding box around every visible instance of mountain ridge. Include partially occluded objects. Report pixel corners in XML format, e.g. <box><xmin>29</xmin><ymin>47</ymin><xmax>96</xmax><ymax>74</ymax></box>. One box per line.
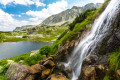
<box><xmin>13</xmin><ymin>3</ymin><xmax>102</xmax><ymax>31</ymax></box>
<box><xmin>40</xmin><ymin>3</ymin><xmax>102</xmax><ymax>26</ymax></box>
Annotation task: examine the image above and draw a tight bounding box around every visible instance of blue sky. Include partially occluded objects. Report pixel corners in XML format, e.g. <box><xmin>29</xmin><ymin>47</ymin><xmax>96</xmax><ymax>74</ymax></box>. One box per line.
<box><xmin>0</xmin><ymin>0</ymin><xmax>105</xmax><ymax>31</ymax></box>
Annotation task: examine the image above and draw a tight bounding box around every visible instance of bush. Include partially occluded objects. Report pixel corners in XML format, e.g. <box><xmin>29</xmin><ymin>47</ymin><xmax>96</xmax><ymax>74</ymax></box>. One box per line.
<box><xmin>50</xmin><ymin>41</ymin><xmax>59</xmax><ymax>55</ymax></box>
<box><xmin>39</xmin><ymin>45</ymin><xmax>51</xmax><ymax>55</ymax></box>
<box><xmin>103</xmin><ymin>76</ymin><xmax>111</xmax><ymax>80</ymax></box>
<box><xmin>0</xmin><ymin>76</ymin><xmax>6</xmax><ymax>80</ymax></box>
<box><xmin>0</xmin><ymin>64</ymin><xmax>10</xmax><ymax>75</ymax></box>
<box><xmin>104</xmin><ymin>49</ymin><xmax>120</xmax><ymax>79</ymax></box>
<box><xmin>24</xmin><ymin>53</ymin><xmax>44</xmax><ymax>66</ymax></box>
<box><xmin>22</xmin><ymin>35</ymin><xmax>28</xmax><ymax>38</ymax></box>
<box><xmin>0</xmin><ymin>60</ymin><xmax>8</xmax><ymax>66</ymax></box>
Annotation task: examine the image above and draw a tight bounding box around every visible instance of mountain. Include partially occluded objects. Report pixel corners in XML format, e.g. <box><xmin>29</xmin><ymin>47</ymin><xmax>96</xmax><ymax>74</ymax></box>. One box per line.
<box><xmin>13</xmin><ymin>25</ymin><xmax>34</xmax><ymax>31</ymax></box>
<box><xmin>40</xmin><ymin>3</ymin><xmax>102</xmax><ymax>26</ymax></box>
<box><xmin>13</xmin><ymin>3</ymin><xmax>102</xmax><ymax>32</ymax></box>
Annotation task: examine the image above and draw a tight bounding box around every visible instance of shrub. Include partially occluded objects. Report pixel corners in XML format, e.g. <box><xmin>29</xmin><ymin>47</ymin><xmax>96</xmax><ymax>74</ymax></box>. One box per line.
<box><xmin>50</xmin><ymin>41</ymin><xmax>59</xmax><ymax>55</ymax></box>
<box><xmin>0</xmin><ymin>76</ymin><xmax>6</xmax><ymax>80</ymax></box>
<box><xmin>39</xmin><ymin>45</ymin><xmax>51</xmax><ymax>55</ymax></box>
<box><xmin>103</xmin><ymin>76</ymin><xmax>111</xmax><ymax>80</ymax></box>
<box><xmin>24</xmin><ymin>53</ymin><xmax>44</xmax><ymax>66</ymax></box>
<box><xmin>104</xmin><ymin>49</ymin><xmax>120</xmax><ymax>79</ymax></box>
<box><xmin>22</xmin><ymin>35</ymin><xmax>28</xmax><ymax>38</ymax></box>
<box><xmin>0</xmin><ymin>60</ymin><xmax>8</xmax><ymax>66</ymax></box>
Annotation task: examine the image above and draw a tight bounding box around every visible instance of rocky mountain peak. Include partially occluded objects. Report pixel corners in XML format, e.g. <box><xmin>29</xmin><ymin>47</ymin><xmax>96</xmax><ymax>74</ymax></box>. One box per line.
<box><xmin>40</xmin><ymin>3</ymin><xmax>102</xmax><ymax>27</ymax></box>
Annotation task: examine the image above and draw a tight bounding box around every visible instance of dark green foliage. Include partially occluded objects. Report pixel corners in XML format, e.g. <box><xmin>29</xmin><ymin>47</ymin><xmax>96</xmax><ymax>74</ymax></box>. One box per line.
<box><xmin>0</xmin><ymin>76</ymin><xmax>6</xmax><ymax>80</ymax></box>
<box><xmin>10</xmin><ymin>52</ymin><xmax>31</xmax><ymax>62</ymax></box>
<box><xmin>0</xmin><ymin>60</ymin><xmax>8</xmax><ymax>66</ymax></box>
<box><xmin>109</xmin><ymin>50</ymin><xmax>120</xmax><ymax>73</ymax></box>
<box><xmin>104</xmin><ymin>49</ymin><xmax>120</xmax><ymax>80</ymax></box>
<box><xmin>10</xmin><ymin>52</ymin><xmax>45</xmax><ymax>66</ymax></box>
<box><xmin>57</xmin><ymin>29</ymin><xmax>69</xmax><ymax>40</ymax></box>
<box><xmin>38</xmin><ymin>41</ymin><xmax>59</xmax><ymax>55</ymax></box>
<box><xmin>23</xmin><ymin>53</ymin><xmax>44</xmax><ymax>66</ymax></box>
<box><xmin>0</xmin><ymin>64</ymin><xmax>10</xmax><ymax>75</ymax></box>
<box><xmin>39</xmin><ymin>45</ymin><xmax>51</xmax><ymax>55</ymax></box>
<box><xmin>50</xmin><ymin>41</ymin><xmax>59</xmax><ymax>55</ymax></box>
<box><xmin>103</xmin><ymin>76</ymin><xmax>111</xmax><ymax>80</ymax></box>
<box><xmin>69</xmin><ymin>9</ymin><xmax>96</xmax><ymax>31</ymax></box>
<box><xmin>22</xmin><ymin>35</ymin><xmax>28</xmax><ymax>38</ymax></box>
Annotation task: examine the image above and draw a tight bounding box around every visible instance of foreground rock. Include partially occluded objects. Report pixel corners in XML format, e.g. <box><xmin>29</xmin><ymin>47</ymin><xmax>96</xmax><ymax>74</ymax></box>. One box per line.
<box><xmin>47</xmin><ymin>73</ymin><xmax>69</xmax><ymax>80</ymax></box>
<box><xmin>116</xmin><ymin>69</ymin><xmax>120</xmax><ymax>80</ymax></box>
<box><xmin>5</xmin><ymin>63</ymin><xmax>41</xmax><ymax>80</ymax></box>
<box><xmin>5</xmin><ymin>56</ymin><xmax>56</xmax><ymax>80</ymax></box>
<box><xmin>79</xmin><ymin>65</ymin><xmax>108</xmax><ymax>80</ymax></box>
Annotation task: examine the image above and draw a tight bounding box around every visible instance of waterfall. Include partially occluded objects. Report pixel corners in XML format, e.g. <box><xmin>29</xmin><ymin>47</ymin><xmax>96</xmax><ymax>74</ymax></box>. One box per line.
<box><xmin>65</xmin><ymin>0</ymin><xmax>120</xmax><ymax>80</ymax></box>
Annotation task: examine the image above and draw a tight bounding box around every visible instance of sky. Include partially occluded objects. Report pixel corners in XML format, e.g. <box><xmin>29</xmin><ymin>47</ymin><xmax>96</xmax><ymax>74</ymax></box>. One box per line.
<box><xmin>0</xmin><ymin>0</ymin><xmax>105</xmax><ymax>31</ymax></box>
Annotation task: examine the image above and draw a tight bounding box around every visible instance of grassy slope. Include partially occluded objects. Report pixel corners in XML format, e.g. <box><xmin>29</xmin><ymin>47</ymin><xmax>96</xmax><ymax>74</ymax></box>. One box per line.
<box><xmin>104</xmin><ymin>50</ymin><xmax>120</xmax><ymax>80</ymax></box>
<box><xmin>0</xmin><ymin>27</ymin><xmax>68</xmax><ymax>43</ymax></box>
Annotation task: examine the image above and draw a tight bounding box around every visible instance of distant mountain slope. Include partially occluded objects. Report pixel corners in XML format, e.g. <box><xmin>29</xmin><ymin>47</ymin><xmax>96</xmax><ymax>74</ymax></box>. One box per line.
<box><xmin>13</xmin><ymin>3</ymin><xmax>102</xmax><ymax>32</ymax></box>
<box><xmin>13</xmin><ymin>25</ymin><xmax>34</xmax><ymax>31</ymax></box>
<box><xmin>40</xmin><ymin>3</ymin><xmax>102</xmax><ymax>26</ymax></box>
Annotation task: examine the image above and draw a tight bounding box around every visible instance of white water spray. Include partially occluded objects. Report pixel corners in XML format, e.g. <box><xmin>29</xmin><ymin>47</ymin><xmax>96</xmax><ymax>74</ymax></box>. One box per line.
<box><xmin>66</xmin><ymin>0</ymin><xmax>120</xmax><ymax>80</ymax></box>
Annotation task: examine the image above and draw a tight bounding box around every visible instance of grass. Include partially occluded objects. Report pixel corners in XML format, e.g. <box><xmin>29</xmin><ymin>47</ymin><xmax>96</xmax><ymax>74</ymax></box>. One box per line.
<box><xmin>103</xmin><ymin>49</ymin><xmax>120</xmax><ymax>80</ymax></box>
<box><xmin>0</xmin><ymin>26</ymin><xmax>68</xmax><ymax>43</ymax></box>
<box><xmin>0</xmin><ymin>33</ymin><xmax>26</xmax><ymax>42</ymax></box>
<box><xmin>103</xmin><ymin>76</ymin><xmax>111</xmax><ymax>80</ymax></box>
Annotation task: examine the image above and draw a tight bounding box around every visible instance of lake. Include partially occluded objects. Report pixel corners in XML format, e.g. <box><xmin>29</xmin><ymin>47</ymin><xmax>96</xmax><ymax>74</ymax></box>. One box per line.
<box><xmin>0</xmin><ymin>41</ymin><xmax>51</xmax><ymax>60</ymax></box>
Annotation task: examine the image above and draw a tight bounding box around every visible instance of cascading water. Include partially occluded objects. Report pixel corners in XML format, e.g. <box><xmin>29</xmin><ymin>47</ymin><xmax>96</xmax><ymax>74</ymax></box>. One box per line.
<box><xmin>65</xmin><ymin>0</ymin><xmax>120</xmax><ymax>80</ymax></box>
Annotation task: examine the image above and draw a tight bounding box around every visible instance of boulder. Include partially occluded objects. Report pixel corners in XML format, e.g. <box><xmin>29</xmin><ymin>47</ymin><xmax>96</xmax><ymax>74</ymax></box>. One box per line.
<box><xmin>116</xmin><ymin>69</ymin><xmax>120</xmax><ymax>80</ymax></box>
<box><xmin>40</xmin><ymin>56</ymin><xmax>54</xmax><ymax>64</ymax></box>
<box><xmin>31</xmin><ymin>64</ymin><xmax>45</xmax><ymax>71</ymax></box>
<box><xmin>5</xmin><ymin>63</ymin><xmax>40</xmax><ymax>80</ymax></box>
<box><xmin>79</xmin><ymin>65</ymin><xmax>107</xmax><ymax>80</ymax></box>
<box><xmin>47</xmin><ymin>73</ymin><xmax>69</xmax><ymax>80</ymax></box>
<box><xmin>83</xmin><ymin>66</ymin><xmax>97</xmax><ymax>80</ymax></box>
<box><xmin>43</xmin><ymin>60</ymin><xmax>55</xmax><ymax>69</ymax></box>
<box><xmin>41</xmin><ymin>69</ymin><xmax>51</xmax><ymax>79</ymax></box>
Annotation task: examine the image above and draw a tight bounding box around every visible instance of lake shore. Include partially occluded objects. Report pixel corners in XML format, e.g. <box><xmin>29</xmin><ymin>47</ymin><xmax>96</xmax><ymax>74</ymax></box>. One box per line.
<box><xmin>0</xmin><ymin>40</ymin><xmax>53</xmax><ymax>44</ymax></box>
<box><xmin>0</xmin><ymin>41</ymin><xmax>51</xmax><ymax>60</ymax></box>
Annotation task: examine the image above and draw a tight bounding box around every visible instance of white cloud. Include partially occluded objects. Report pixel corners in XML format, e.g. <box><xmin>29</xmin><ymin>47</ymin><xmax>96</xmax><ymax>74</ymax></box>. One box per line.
<box><xmin>92</xmin><ymin>0</ymin><xmax>105</xmax><ymax>3</ymax></box>
<box><xmin>26</xmin><ymin>0</ymin><xmax>68</xmax><ymax>22</ymax></box>
<box><xmin>0</xmin><ymin>0</ymin><xmax>46</xmax><ymax>7</ymax></box>
<box><xmin>0</xmin><ymin>9</ymin><xmax>40</xmax><ymax>31</ymax></box>
<box><xmin>33</xmin><ymin>0</ymin><xmax>46</xmax><ymax>7</ymax></box>
<box><xmin>68</xmin><ymin>0</ymin><xmax>105</xmax><ymax>8</ymax></box>
<box><xmin>18</xmin><ymin>15</ymin><xmax>22</xmax><ymax>17</ymax></box>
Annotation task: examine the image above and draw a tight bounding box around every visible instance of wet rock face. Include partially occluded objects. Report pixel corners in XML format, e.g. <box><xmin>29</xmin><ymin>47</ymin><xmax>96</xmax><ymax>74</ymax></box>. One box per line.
<box><xmin>79</xmin><ymin>65</ymin><xmax>108</xmax><ymax>80</ymax></box>
<box><xmin>92</xmin><ymin>11</ymin><xmax>120</xmax><ymax>56</ymax></box>
<box><xmin>55</xmin><ymin>39</ymin><xmax>80</xmax><ymax>62</ymax></box>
